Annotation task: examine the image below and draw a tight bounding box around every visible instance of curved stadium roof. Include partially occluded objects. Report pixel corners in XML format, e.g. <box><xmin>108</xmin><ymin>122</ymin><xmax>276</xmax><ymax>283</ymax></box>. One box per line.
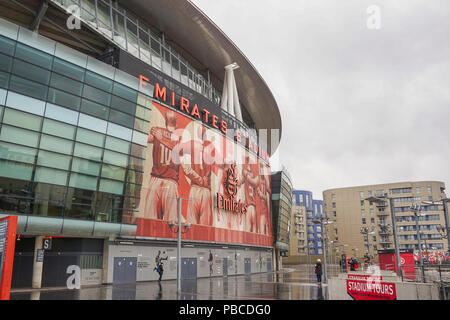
<box><xmin>121</xmin><ymin>0</ymin><xmax>282</xmax><ymax>155</ymax></box>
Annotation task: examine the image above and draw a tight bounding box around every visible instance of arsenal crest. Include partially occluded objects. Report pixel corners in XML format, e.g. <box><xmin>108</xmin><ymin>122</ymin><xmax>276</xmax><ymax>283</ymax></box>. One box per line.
<box><xmin>225</xmin><ymin>164</ymin><xmax>238</xmax><ymax>198</ymax></box>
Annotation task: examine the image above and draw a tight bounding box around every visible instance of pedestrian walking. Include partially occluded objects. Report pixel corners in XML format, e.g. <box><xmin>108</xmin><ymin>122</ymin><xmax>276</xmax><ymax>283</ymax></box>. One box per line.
<box><xmin>314</xmin><ymin>259</ymin><xmax>323</xmax><ymax>285</ymax></box>
<box><xmin>156</xmin><ymin>262</ymin><xmax>164</xmax><ymax>281</ymax></box>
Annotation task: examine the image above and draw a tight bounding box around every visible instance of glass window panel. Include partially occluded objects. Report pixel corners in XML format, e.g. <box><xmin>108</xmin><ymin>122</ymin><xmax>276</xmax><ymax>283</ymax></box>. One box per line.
<box><xmin>126</xmin><ymin>169</ymin><xmax>143</xmax><ymax>185</ymax></box>
<box><xmin>82</xmin><ymin>84</ymin><xmax>111</xmax><ymax>105</ymax></box>
<box><xmin>85</xmin><ymin>70</ymin><xmax>113</xmax><ymax>92</ymax></box>
<box><xmin>34</xmin><ymin>167</ymin><xmax>67</xmax><ymax>186</ymax></box>
<box><xmin>106</xmin><ymin>122</ymin><xmax>132</xmax><ymax>140</ymax></box>
<box><xmin>78</xmin><ymin>113</ymin><xmax>107</xmax><ymax>133</ymax></box>
<box><xmin>110</xmin><ymin>95</ymin><xmax>136</xmax><ymax>115</ymax></box>
<box><xmin>52</xmin><ymin>57</ymin><xmax>85</xmax><ymax>81</ymax></box>
<box><xmin>0</xmin><ymin>125</ymin><xmax>39</xmax><ymax>147</ymax></box>
<box><xmin>71</xmin><ymin>157</ymin><xmax>101</xmax><ymax>176</ymax></box>
<box><xmin>130</xmin><ymin>143</ymin><xmax>146</xmax><ymax>159</ymax></box>
<box><xmin>37</xmin><ymin>150</ymin><xmax>71</xmax><ymax>170</ymax></box>
<box><xmin>0</xmin><ymin>36</ymin><xmax>15</xmax><ymax>56</ymax></box>
<box><xmin>32</xmin><ymin>183</ymin><xmax>66</xmax><ymax>217</ymax></box>
<box><xmin>113</xmin><ymin>82</ymin><xmax>138</xmax><ymax>103</ymax></box>
<box><xmin>136</xmin><ymin>105</ymin><xmax>150</xmax><ymax>121</ymax></box>
<box><xmin>44</xmin><ymin>103</ymin><xmax>79</xmax><ymax>125</ymax></box>
<box><xmin>73</xmin><ymin>142</ymin><xmax>103</xmax><ymax>162</ymax></box>
<box><xmin>6</xmin><ymin>91</ymin><xmax>46</xmax><ymax>116</ymax></box>
<box><xmin>48</xmin><ymin>85</ymin><xmax>82</xmax><ymax>110</ymax></box>
<box><xmin>42</xmin><ymin>118</ymin><xmax>76</xmax><ymax>140</ymax></box>
<box><xmin>109</xmin><ymin>109</ymin><xmax>134</xmax><ymax>128</ymax></box>
<box><xmin>69</xmin><ymin>172</ymin><xmax>98</xmax><ymax>191</ymax></box>
<box><xmin>0</xmin><ymin>159</ymin><xmax>33</xmax><ymax>180</ymax></box>
<box><xmin>0</xmin><ymin>141</ymin><xmax>36</xmax><ymax>164</ymax></box>
<box><xmin>50</xmin><ymin>73</ymin><xmax>83</xmax><ymax>96</ymax></box>
<box><xmin>103</xmin><ymin>150</ymin><xmax>127</xmax><ymax>167</ymax></box>
<box><xmin>134</xmin><ymin>117</ymin><xmax>149</xmax><ymax>133</ymax></box>
<box><xmin>76</xmin><ymin>127</ymin><xmax>105</xmax><ymax>147</ymax></box>
<box><xmin>39</xmin><ymin>134</ymin><xmax>73</xmax><ymax>155</ymax></box>
<box><xmin>65</xmin><ymin>187</ymin><xmax>95</xmax><ymax>220</ymax></box>
<box><xmin>0</xmin><ymin>71</ymin><xmax>9</xmax><ymax>89</ymax></box>
<box><xmin>12</xmin><ymin>59</ymin><xmax>51</xmax><ymax>85</ymax></box>
<box><xmin>101</xmin><ymin>164</ymin><xmax>126</xmax><ymax>181</ymax></box>
<box><xmin>97</xmin><ymin>0</ymin><xmax>111</xmax><ymax>26</ymax></box>
<box><xmin>105</xmin><ymin>136</ymin><xmax>130</xmax><ymax>153</ymax></box>
<box><xmin>3</xmin><ymin>108</ymin><xmax>42</xmax><ymax>131</ymax></box>
<box><xmin>132</xmin><ymin>130</ymin><xmax>147</xmax><ymax>146</ymax></box>
<box><xmin>95</xmin><ymin>192</ymin><xmax>124</xmax><ymax>223</ymax></box>
<box><xmin>128</xmin><ymin>156</ymin><xmax>144</xmax><ymax>172</ymax></box>
<box><xmin>15</xmin><ymin>43</ymin><xmax>52</xmax><ymax>69</ymax></box>
<box><xmin>0</xmin><ymin>53</ymin><xmax>12</xmax><ymax>72</ymax></box>
<box><xmin>125</xmin><ymin>183</ymin><xmax>141</xmax><ymax>199</ymax></box>
<box><xmin>9</xmin><ymin>75</ymin><xmax>48</xmax><ymax>100</ymax></box>
<box><xmin>80</xmin><ymin>99</ymin><xmax>109</xmax><ymax>120</ymax></box>
<box><xmin>99</xmin><ymin>179</ymin><xmax>124</xmax><ymax>195</ymax></box>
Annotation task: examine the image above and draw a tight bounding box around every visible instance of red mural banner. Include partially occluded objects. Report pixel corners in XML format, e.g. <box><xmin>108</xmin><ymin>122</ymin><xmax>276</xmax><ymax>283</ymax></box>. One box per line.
<box><xmin>135</xmin><ymin>102</ymin><xmax>273</xmax><ymax>246</ymax></box>
<box><xmin>347</xmin><ymin>279</ymin><xmax>397</xmax><ymax>300</ymax></box>
<box><xmin>0</xmin><ymin>216</ymin><xmax>18</xmax><ymax>300</ymax></box>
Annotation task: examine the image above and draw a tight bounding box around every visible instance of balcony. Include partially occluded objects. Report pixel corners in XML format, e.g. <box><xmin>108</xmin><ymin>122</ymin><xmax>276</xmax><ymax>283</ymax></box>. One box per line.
<box><xmin>379</xmin><ymin>239</ymin><xmax>392</xmax><ymax>244</ymax></box>
<box><xmin>378</xmin><ymin>230</ymin><xmax>390</xmax><ymax>236</ymax></box>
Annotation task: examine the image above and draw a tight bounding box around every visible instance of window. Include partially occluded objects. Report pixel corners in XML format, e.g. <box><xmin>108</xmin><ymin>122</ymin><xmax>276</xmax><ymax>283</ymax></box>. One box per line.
<box><xmin>34</xmin><ymin>167</ymin><xmax>68</xmax><ymax>186</ymax></box>
<box><xmin>15</xmin><ymin>43</ymin><xmax>53</xmax><ymax>69</ymax></box>
<box><xmin>69</xmin><ymin>173</ymin><xmax>98</xmax><ymax>191</ymax></box>
<box><xmin>82</xmin><ymin>85</ymin><xmax>111</xmax><ymax>106</ymax></box>
<box><xmin>3</xmin><ymin>108</ymin><xmax>42</xmax><ymax>131</ymax></box>
<box><xmin>362</xmin><ymin>218</ymin><xmax>366</xmax><ymax>224</ymax></box>
<box><xmin>105</xmin><ymin>136</ymin><xmax>130</xmax><ymax>154</ymax></box>
<box><xmin>0</xmin><ymin>36</ymin><xmax>16</xmax><ymax>56</ymax></box>
<box><xmin>85</xmin><ymin>71</ymin><xmax>113</xmax><ymax>92</ymax></box>
<box><xmin>332</xmin><ymin>202</ymin><xmax>336</xmax><ymax>208</ymax></box>
<box><xmin>333</xmin><ymin>211</ymin><xmax>337</xmax><ymax>217</ymax></box>
<box><xmin>110</xmin><ymin>95</ymin><xmax>136</xmax><ymax>115</ymax></box>
<box><xmin>371</xmin><ymin>218</ymin><xmax>375</xmax><ymax>224</ymax></box>
<box><xmin>71</xmin><ymin>158</ymin><xmax>101</xmax><ymax>176</ymax></box>
<box><xmin>45</xmin><ymin>103</ymin><xmax>79</xmax><ymax>125</ymax></box>
<box><xmin>427</xmin><ymin>186</ymin><xmax>432</xmax><ymax>193</ymax></box>
<box><xmin>109</xmin><ymin>109</ymin><xmax>134</xmax><ymax>128</ymax></box>
<box><xmin>368</xmin><ymin>191</ymin><xmax>372</xmax><ymax>197</ymax></box>
<box><xmin>39</xmin><ymin>134</ymin><xmax>73</xmax><ymax>155</ymax></box>
<box><xmin>361</xmin><ymin>200</ymin><xmax>364</xmax><ymax>206</ymax></box>
<box><xmin>37</xmin><ymin>150</ymin><xmax>71</xmax><ymax>170</ymax></box>
<box><xmin>0</xmin><ymin>159</ymin><xmax>33</xmax><ymax>180</ymax></box>
<box><xmin>73</xmin><ymin>143</ymin><xmax>103</xmax><ymax>162</ymax></box>
<box><xmin>361</xmin><ymin>209</ymin><xmax>365</xmax><ymax>215</ymax></box>
<box><xmin>370</xmin><ymin>208</ymin><xmax>374</xmax><ymax>215</ymax></box>
<box><xmin>50</xmin><ymin>73</ymin><xmax>83</xmax><ymax>96</ymax></box>
<box><xmin>76</xmin><ymin>128</ymin><xmax>105</xmax><ymax>147</ymax></box>
<box><xmin>0</xmin><ymin>142</ymin><xmax>36</xmax><ymax>164</ymax></box>
<box><xmin>42</xmin><ymin>119</ymin><xmax>76</xmax><ymax>140</ymax></box>
<box><xmin>52</xmin><ymin>58</ymin><xmax>85</xmax><ymax>81</ymax></box>
<box><xmin>47</xmin><ymin>88</ymin><xmax>81</xmax><ymax>110</ymax></box>
<box><xmin>416</xmin><ymin>187</ymin><xmax>421</xmax><ymax>194</ymax></box>
<box><xmin>12</xmin><ymin>59</ymin><xmax>51</xmax><ymax>85</ymax></box>
<box><xmin>80</xmin><ymin>99</ymin><xmax>109</xmax><ymax>120</ymax></box>
<box><xmin>9</xmin><ymin>75</ymin><xmax>48</xmax><ymax>100</ymax></box>
<box><xmin>0</xmin><ymin>125</ymin><xmax>40</xmax><ymax>148</ymax></box>
<box><xmin>360</xmin><ymin>191</ymin><xmax>364</xmax><ymax>198</ymax></box>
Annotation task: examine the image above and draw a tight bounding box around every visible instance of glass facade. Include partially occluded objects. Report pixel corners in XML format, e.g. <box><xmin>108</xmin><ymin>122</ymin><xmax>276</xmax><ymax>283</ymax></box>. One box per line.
<box><xmin>50</xmin><ymin>0</ymin><xmax>222</xmax><ymax>106</ymax></box>
<box><xmin>0</xmin><ymin>33</ymin><xmax>150</xmax><ymax>226</ymax></box>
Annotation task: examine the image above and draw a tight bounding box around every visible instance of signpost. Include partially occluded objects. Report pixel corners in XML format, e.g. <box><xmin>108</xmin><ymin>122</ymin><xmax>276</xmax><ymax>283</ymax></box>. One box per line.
<box><xmin>347</xmin><ymin>279</ymin><xmax>397</xmax><ymax>300</ymax></box>
<box><xmin>0</xmin><ymin>216</ymin><xmax>18</xmax><ymax>300</ymax></box>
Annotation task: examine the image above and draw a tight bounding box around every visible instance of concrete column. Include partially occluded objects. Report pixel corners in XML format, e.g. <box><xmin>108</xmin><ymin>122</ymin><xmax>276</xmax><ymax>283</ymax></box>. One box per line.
<box><xmin>101</xmin><ymin>237</ymin><xmax>113</xmax><ymax>284</ymax></box>
<box><xmin>32</xmin><ymin>235</ymin><xmax>44</xmax><ymax>289</ymax></box>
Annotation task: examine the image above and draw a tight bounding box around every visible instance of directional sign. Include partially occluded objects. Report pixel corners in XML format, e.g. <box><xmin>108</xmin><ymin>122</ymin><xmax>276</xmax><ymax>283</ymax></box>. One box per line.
<box><xmin>347</xmin><ymin>279</ymin><xmax>396</xmax><ymax>300</ymax></box>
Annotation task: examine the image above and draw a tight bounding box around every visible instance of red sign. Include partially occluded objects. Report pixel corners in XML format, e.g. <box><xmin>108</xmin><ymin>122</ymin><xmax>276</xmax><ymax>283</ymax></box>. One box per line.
<box><xmin>347</xmin><ymin>279</ymin><xmax>396</xmax><ymax>300</ymax></box>
<box><xmin>348</xmin><ymin>274</ymin><xmax>382</xmax><ymax>281</ymax></box>
<box><xmin>0</xmin><ymin>216</ymin><xmax>18</xmax><ymax>300</ymax></box>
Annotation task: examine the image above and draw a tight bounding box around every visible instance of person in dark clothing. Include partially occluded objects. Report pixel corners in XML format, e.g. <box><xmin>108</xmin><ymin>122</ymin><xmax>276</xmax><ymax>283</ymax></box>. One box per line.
<box><xmin>157</xmin><ymin>263</ymin><xmax>164</xmax><ymax>281</ymax></box>
<box><xmin>314</xmin><ymin>259</ymin><xmax>323</xmax><ymax>285</ymax></box>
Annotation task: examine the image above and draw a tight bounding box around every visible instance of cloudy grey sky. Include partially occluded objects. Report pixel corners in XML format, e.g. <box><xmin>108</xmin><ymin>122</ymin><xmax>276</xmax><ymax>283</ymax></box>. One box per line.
<box><xmin>191</xmin><ymin>0</ymin><xmax>450</xmax><ymax>200</ymax></box>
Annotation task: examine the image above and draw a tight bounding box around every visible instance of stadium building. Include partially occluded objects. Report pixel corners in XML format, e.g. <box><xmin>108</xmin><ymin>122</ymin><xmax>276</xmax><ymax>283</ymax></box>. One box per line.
<box><xmin>0</xmin><ymin>0</ymin><xmax>282</xmax><ymax>288</ymax></box>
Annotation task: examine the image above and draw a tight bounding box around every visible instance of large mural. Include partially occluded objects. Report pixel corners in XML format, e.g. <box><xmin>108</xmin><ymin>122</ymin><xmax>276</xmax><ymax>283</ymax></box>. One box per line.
<box><xmin>135</xmin><ymin>102</ymin><xmax>272</xmax><ymax>246</ymax></box>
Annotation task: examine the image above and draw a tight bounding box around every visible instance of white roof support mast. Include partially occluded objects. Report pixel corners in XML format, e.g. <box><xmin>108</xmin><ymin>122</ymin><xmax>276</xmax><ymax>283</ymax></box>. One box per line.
<box><xmin>221</xmin><ymin>63</ymin><xmax>243</xmax><ymax>122</ymax></box>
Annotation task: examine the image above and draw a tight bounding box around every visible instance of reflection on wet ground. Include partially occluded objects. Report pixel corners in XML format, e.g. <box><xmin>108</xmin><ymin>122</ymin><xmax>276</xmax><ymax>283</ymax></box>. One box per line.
<box><xmin>11</xmin><ymin>264</ymin><xmax>338</xmax><ymax>300</ymax></box>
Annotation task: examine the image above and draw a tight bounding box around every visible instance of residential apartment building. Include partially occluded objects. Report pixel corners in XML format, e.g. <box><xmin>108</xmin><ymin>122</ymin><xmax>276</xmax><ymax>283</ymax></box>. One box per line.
<box><xmin>323</xmin><ymin>181</ymin><xmax>448</xmax><ymax>262</ymax></box>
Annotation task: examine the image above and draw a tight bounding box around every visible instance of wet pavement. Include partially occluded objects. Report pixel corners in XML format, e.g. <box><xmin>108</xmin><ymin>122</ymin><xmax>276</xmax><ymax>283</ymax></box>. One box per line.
<box><xmin>10</xmin><ymin>264</ymin><xmax>337</xmax><ymax>300</ymax></box>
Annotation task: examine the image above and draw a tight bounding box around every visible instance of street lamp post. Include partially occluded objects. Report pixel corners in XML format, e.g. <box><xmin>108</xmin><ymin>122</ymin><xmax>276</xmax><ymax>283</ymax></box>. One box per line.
<box><xmin>168</xmin><ymin>197</ymin><xmax>191</xmax><ymax>296</ymax></box>
<box><xmin>365</xmin><ymin>194</ymin><xmax>403</xmax><ymax>279</ymax></box>
<box><xmin>410</xmin><ymin>204</ymin><xmax>426</xmax><ymax>283</ymax></box>
<box><xmin>422</xmin><ymin>198</ymin><xmax>450</xmax><ymax>251</ymax></box>
<box><xmin>312</xmin><ymin>215</ymin><xmax>333</xmax><ymax>283</ymax></box>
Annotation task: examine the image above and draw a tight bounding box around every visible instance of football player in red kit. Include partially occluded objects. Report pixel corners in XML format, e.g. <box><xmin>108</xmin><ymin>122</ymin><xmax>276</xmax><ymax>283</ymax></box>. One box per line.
<box><xmin>144</xmin><ymin>110</ymin><xmax>182</xmax><ymax>222</ymax></box>
<box><xmin>179</xmin><ymin>125</ymin><xmax>215</xmax><ymax>226</ymax></box>
<box><xmin>257</xmin><ymin>161</ymin><xmax>270</xmax><ymax>235</ymax></box>
<box><xmin>242</xmin><ymin>155</ymin><xmax>260</xmax><ymax>233</ymax></box>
